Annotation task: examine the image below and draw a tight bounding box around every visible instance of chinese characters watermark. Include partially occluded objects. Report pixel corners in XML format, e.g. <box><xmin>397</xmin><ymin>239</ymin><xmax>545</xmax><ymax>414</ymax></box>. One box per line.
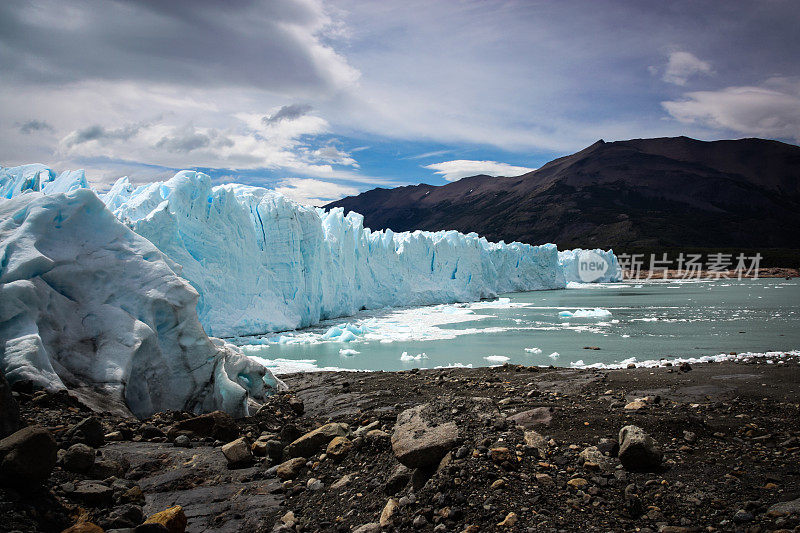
<box><xmin>617</xmin><ymin>252</ymin><xmax>762</xmax><ymax>280</ymax></box>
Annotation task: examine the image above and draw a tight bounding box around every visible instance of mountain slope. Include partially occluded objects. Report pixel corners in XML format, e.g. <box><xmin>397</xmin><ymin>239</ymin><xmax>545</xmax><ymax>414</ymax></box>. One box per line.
<box><xmin>326</xmin><ymin>137</ymin><xmax>800</xmax><ymax>250</ymax></box>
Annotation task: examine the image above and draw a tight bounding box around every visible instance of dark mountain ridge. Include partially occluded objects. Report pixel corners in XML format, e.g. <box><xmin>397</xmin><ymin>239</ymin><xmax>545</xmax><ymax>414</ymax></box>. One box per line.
<box><xmin>326</xmin><ymin>137</ymin><xmax>800</xmax><ymax>254</ymax></box>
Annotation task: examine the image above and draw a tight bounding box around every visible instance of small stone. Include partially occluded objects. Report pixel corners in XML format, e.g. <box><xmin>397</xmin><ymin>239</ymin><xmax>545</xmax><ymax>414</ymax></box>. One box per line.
<box><xmin>683</xmin><ymin>430</ymin><xmax>697</xmax><ymax>443</ymax></box>
<box><xmin>491</xmin><ymin>479</ymin><xmax>506</xmax><ymax>489</ymax></box>
<box><xmin>140</xmin><ymin>424</ymin><xmax>167</xmax><ymax>440</ymax></box>
<box><xmin>733</xmin><ymin>509</ymin><xmax>753</xmax><ymax>523</ymax></box>
<box><xmin>413</xmin><ymin>515</ymin><xmax>428</xmax><ymax>528</ymax></box>
<box><xmin>89</xmin><ymin>458</ymin><xmax>125</xmax><ymax>479</ymax></box>
<box><xmin>281</xmin><ymin>510</ymin><xmax>296</xmax><ymax>527</ymax></box>
<box><xmin>331</xmin><ymin>474</ymin><xmax>352</xmax><ymax>489</ymax></box>
<box><xmin>498</xmin><ymin>512</ymin><xmax>518</xmax><ymax>527</ymax></box>
<box><xmin>221</xmin><ymin>437</ymin><xmax>254</xmax><ymax>466</ymax></box>
<box><xmin>63</xmin><ymin>443</ymin><xmax>95</xmax><ymax>473</ymax></box>
<box><xmin>143</xmin><ymin>505</ymin><xmax>187</xmax><ymax>533</ymax></box>
<box><xmin>326</xmin><ymin>436</ymin><xmax>352</xmax><ymax>461</ymax></box>
<box><xmin>173</xmin><ymin>435</ymin><xmax>191</xmax><ymax>448</ymax></box>
<box><xmin>567</xmin><ymin>477</ymin><xmax>589</xmax><ymax>489</ymax></box>
<box><xmin>679</xmin><ymin>362</ymin><xmax>692</xmax><ymax>372</ymax></box>
<box><xmin>306</xmin><ymin>478</ymin><xmax>323</xmax><ymax>491</ymax></box>
<box><xmin>624</xmin><ymin>400</ymin><xmax>647</xmax><ymax>410</ymax></box>
<box><xmin>380</xmin><ymin>498</ymin><xmax>399</xmax><ymax>527</ymax></box>
<box><xmin>535</xmin><ymin>473</ymin><xmax>553</xmax><ymax>484</ymax></box>
<box><xmin>489</xmin><ymin>447</ymin><xmax>514</xmax><ymax>465</ymax></box>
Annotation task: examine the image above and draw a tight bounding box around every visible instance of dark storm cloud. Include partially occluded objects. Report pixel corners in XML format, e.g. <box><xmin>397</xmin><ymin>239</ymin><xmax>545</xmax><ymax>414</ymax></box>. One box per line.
<box><xmin>156</xmin><ymin>127</ymin><xmax>234</xmax><ymax>153</ymax></box>
<box><xmin>0</xmin><ymin>0</ymin><xmax>355</xmax><ymax>93</ymax></box>
<box><xmin>18</xmin><ymin>120</ymin><xmax>54</xmax><ymax>134</ymax></box>
<box><xmin>63</xmin><ymin>123</ymin><xmax>145</xmax><ymax>147</ymax></box>
<box><xmin>263</xmin><ymin>104</ymin><xmax>313</xmax><ymax>125</ymax></box>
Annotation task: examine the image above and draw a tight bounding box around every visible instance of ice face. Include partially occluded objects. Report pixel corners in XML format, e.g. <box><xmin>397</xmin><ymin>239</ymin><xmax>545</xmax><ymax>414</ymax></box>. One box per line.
<box><xmin>1</xmin><ymin>165</ymin><xmax>87</xmax><ymax>199</ymax></box>
<box><xmin>101</xmin><ymin>170</ymin><xmax>570</xmax><ymax>337</ymax></box>
<box><xmin>3</xmin><ymin>165</ymin><xmax>619</xmax><ymax>341</ymax></box>
<box><xmin>0</xmin><ymin>189</ymin><xmax>282</xmax><ymax>418</ymax></box>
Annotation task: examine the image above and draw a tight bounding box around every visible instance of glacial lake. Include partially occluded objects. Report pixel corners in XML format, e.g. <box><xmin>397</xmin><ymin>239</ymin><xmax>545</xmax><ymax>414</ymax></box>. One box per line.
<box><xmin>237</xmin><ymin>278</ymin><xmax>800</xmax><ymax>374</ymax></box>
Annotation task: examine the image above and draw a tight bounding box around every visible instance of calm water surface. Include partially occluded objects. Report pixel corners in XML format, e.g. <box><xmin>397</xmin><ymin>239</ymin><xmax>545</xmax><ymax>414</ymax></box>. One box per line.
<box><xmin>238</xmin><ymin>278</ymin><xmax>800</xmax><ymax>373</ymax></box>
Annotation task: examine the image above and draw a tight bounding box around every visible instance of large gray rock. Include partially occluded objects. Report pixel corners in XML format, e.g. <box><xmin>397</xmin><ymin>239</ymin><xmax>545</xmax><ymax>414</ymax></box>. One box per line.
<box><xmin>509</xmin><ymin>407</ymin><xmax>555</xmax><ymax>428</ymax></box>
<box><xmin>767</xmin><ymin>497</ymin><xmax>800</xmax><ymax>517</ymax></box>
<box><xmin>618</xmin><ymin>425</ymin><xmax>662</xmax><ymax>471</ymax></box>
<box><xmin>391</xmin><ymin>404</ymin><xmax>458</xmax><ymax>468</ymax></box>
<box><xmin>166</xmin><ymin>411</ymin><xmax>239</xmax><ymax>442</ymax></box>
<box><xmin>284</xmin><ymin>423</ymin><xmax>348</xmax><ymax>458</ymax></box>
<box><xmin>0</xmin><ymin>426</ymin><xmax>57</xmax><ymax>486</ymax></box>
<box><xmin>63</xmin><ymin>443</ymin><xmax>96</xmax><ymax>473</ymax></box>
<box><xmin>221</xmin><ymin>437</ymin><xmax>254</xmax><ymax>466</ymax></box>
<box><xmin>0</xmin><ymin>370</ymin><xmax>21</xmax><ymax>439</ymax></box>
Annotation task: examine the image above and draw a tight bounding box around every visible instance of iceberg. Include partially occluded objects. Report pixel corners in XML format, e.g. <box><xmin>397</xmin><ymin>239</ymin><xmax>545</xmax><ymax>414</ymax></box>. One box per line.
<box><xmin>0</xmin><ymin>189</ymin><xmax>282</xmax><ymax>418</ymax></box>
<box><xmin>558</xmin><ymin>248</ymin><xmax>622</xmax><ymax>283</ymax></box>
<box><xmin>97</xmin><ymin>170</ymin><xmax>569</xmax><ymax>337</ymax></box>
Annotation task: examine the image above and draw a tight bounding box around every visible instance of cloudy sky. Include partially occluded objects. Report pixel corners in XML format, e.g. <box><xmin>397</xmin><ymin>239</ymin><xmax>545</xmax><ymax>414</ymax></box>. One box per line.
<box><xmin>1</xmin><ymin>0</ymin><xmax>799</xmax><ymax>205</ymax></box>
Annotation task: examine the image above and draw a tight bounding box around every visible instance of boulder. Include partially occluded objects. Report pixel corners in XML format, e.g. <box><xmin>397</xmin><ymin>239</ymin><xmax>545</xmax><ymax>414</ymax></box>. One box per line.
<box><xmin>221</xmin><ymin>437</ymin><xmax>254</xmax><ymax>466</ymax></box>
<box><xmin>276</xmin><ymin>457</ymin><xmax>306</xmax><ymax>480</ymax></box>
<box><xmin>391</xmin><ymin>404</ymin><xmax>458</xmax><ymax>468</ymax></box>
<box><xmin>0</xmin><ymin>370</ymin><xmax>21</xmax><ymax>439</ymax></box>
<box><xmin>65</xmin><ymin>417</ymin><xmax>105</xmax><ymax>448</ymax></box>
<box><xmin>0</xmin><ymin>425</ymin><xmax>57</xmax><ymax>486</ymax></box>
<box><xmin>166</xmin><ymin>411</ymin><xmax>239</xmax><ymax>442</ymax></box>
<box><xmin>523</xmin><ymin>430</ymin><xmax>548</xmax><ymax>457</ymax></box>
<box><xmin>143</xmin><ymin>505</ymin><xmax>187</xmax><ymax>533</ymax></box>
<box><xmin>89</xmin><ymin>458</ymin><xmax>126</xmax><ymax>479</ymax></box>
<box><xmin>284</xmin><ymin>422</ymin><xmax>348</xmax><ymax>458</ymax></box>
<box><xmin>63</xmin><ymin>443</ymin><xmax>95</xmax><ymax>473</ymax></box>
<box><xmin>618</xmin><ymin>425</ymin><xmax>662</xmax><ymax>471</ymax></box>
<box><xmin>101</xmin><ymin>503</ymin><xmax>145</xmax><ymax>529</ymax></box>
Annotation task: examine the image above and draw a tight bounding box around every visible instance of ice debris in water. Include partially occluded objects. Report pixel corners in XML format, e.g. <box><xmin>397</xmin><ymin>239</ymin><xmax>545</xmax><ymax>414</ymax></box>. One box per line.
<box><xmin>559</xmin><ymin>308</ymin><xmax>612</xmax><ymax>320</ymax></box>
<box><xmin>339</xmin><ymin>348</ymin><xmax>360</xmax><ymax>356</ymax></box>
<box><xmin>524</xmin><ymin>347</ymin><xmax>543</xmax><ymax>354</ymax></box>
<box><xmin>400</xmin><ymin>352</ymin><xmax>429</xmax><ymax>361</ymax></box>
<box><xmin>548</xmin><ymin>352</ymin><xmax>561</xmax><ymax>359</ymax></box>
<box><xmin>484</xmin><ymin>355</ymin><xmax>510</xmax><ymax>363</ymax></box>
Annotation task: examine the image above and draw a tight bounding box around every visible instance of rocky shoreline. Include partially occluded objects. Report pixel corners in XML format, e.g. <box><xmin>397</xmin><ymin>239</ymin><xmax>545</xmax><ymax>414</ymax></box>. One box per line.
<box><xmin>2</xmin><ymin>354</ymin><xmax>800</xmax><ymax>533</ymax></box>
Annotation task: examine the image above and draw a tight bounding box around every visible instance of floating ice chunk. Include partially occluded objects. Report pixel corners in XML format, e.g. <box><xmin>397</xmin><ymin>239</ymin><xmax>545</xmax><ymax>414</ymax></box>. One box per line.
<box><xmin>524</xmin><ymin>347</ymin><xmax>542</xmax><ymax>354</ymax></box>
<box><xmin>548</xmin><ymin>352</ymin><xmax>560</xmax><ymax>359</ymax></box>
<box><xmin>559</xmin><ymin>308</ymin><xmax>612</xmax><ymax>320</ymax></box>
<box><xmin>400</xmin><ymin>351</ymin><xmax>428</xmax><ymax>361</ymax></box>
<box><xmin>484</xmin><ymin>355</ymin><xmax>510</xmax><ymax>363</ymax></box>
<box><xmin>339</xmin><ymin>348</ymin><xmax>360</xmax><ymax>356</ymax></box>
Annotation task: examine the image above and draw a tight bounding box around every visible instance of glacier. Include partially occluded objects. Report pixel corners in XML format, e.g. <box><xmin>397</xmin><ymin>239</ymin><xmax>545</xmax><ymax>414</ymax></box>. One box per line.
<box><xmin>98</xmin><ymin>170</ymin><xmax>570</xmax><ymax>337</ymax></box>
<box><xmin>1</xmin><ymin>163</ymin><xmax>621</xmax><ymax>415</ymax></box>
<box><xmin>0</xmin><ymin>188</ymin><xmax>282</xmax><ymax>418</ymax></box>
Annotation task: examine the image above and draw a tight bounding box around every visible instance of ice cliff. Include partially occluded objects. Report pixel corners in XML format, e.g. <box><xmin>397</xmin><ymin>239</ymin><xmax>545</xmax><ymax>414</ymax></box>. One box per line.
<box><xmin>0</xmin><ymin>187</ymin><xmax>282</xmax><ymax>418</ymax></box>
<box><xmin>558</xmin><ymin>248</ymin><xmax>622</xmax><ymax>283</ymax></box>
<box><xmin>98</xmin><ymin>171</ymin><xmax>571</xmax><ymax>337</ymax></box>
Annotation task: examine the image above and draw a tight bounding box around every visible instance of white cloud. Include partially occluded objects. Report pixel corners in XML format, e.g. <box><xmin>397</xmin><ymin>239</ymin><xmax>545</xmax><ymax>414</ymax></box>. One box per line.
<box><xmin>424</xmin><ymin>160</ymin><xmax>534</xmax><ymax>182</ymax></box>
<box><xmin>661</xmin><ymin>51</ymin><xmax>713</xmax><ymax>86</ymax></box>
<box><xmin>273</xmin><ymin>177</ymin><xmax>360</xmax><ymax>206</ymax></box>
<box><xmin>662</xmin><ymin>78</ymin><xmax>800</xmax><ymax>141</ymax></box>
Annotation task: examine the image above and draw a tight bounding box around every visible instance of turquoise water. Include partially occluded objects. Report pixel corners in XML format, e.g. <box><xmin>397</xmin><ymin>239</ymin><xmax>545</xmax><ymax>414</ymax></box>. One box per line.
<box><xmin>238</xmin><ymin>278</ymin><xmax>800</xmax><ymax>373</ymax></box>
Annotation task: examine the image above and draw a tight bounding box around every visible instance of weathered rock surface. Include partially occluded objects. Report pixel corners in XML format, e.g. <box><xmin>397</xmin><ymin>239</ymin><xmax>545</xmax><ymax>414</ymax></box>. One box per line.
<box><xmin>63</xmin><ymin>443</ymin><xmax>95</xmax><ymax>473</ymax></box>
<box><xmin>618</xmin><ymin>425</ymin><xmax>662</xmax><ymax>471</ymax></box>
<box><xmin>221</xmin><ymin>437</ymin><xmax>254</xmax><ymax>466</ymax></box>
<box><xmin>284</xmin><ymin>422</ymin><xmax>348</xmax><ymax>458</ymax></box>
<box><xmin>65</xmin><ymin>416</ymin><xmax>105</xmax><ymax>447</ymax></box>
<box><xmin>391</xmin><ymin>404</ymin><xmax>459</xmax><ymax>468</ymax></box>
<box><xmin>0</xmin><ymin>425</ymin><xmax>57</xmax><ymax>485</ymax></box>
